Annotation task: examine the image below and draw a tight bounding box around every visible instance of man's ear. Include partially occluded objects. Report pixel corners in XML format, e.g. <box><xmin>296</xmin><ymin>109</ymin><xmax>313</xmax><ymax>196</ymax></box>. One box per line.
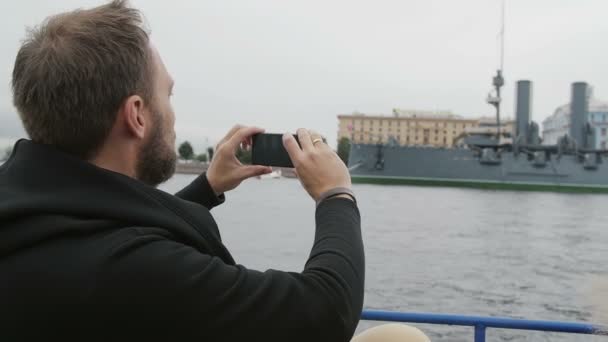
<box><xmin>120</xmin><ymin>95</ymin><xmax>146</xmax><ymax>139</ymax></box>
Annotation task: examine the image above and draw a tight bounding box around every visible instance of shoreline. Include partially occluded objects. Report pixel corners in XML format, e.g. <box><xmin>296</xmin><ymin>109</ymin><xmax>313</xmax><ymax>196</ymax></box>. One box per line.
<box><xmin>175</xmin><ymin>161</ymin><xmax>209</xmax><ymax>175</ymax></box>
<box><xmin>174</xmin><ymin>162</ymin><xmax>296</xmax><ymax>178</ymax></box>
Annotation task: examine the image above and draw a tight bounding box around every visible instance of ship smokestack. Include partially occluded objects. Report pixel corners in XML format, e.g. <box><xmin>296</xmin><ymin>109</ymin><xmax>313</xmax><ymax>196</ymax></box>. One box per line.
<box><xmin>515</xmin><ymin>80</ymin><xmax>532</xmax><ymax>144</ymax></box>
<box><xmin>570</xmin><ymin>82</ymin><xmax>589</xmax><ymax>148</ymax></box>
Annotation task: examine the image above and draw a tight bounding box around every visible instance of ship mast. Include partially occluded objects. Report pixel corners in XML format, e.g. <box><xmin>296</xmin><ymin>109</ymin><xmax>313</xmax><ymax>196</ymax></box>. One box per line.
<box><xmin>486</xmin><ymin>0</ymin><xmax>505</xmax><ymax>141</ymax></box>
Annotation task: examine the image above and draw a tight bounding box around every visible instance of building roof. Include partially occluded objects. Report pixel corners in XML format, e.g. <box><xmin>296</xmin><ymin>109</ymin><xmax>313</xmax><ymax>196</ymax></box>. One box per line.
<box><xmin>337</xmin><ymin>110</ymin><xmax>479</xmax><ymax>121</ymax></box>
<box><xmin>589</xmin><ymin>98</ymin><xmax>608</xmax><ymax>112</ymax></box>
<box><xmin>391</xmin><ymin>108</ymin><xmax>461</xmax><ymax>119</ymax></box>
<box><xmin>542</xmin><ymin>98</ymin><xmax>608</xmax><ymax>124</ymax></box>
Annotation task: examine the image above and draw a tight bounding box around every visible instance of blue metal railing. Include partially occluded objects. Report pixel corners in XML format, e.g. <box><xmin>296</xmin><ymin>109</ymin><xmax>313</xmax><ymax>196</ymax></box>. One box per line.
<box><xmin>361</xmin><ymin>310</ymin><xmax>608</xmax><ymax>342</ymax></box>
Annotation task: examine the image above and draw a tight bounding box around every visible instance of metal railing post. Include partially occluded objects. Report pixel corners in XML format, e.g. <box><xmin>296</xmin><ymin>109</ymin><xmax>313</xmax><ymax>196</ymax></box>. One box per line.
<box><xmin>474</xmin><ymin>325</ymin><xmax>486</xmax><ymax>342</ymax></box>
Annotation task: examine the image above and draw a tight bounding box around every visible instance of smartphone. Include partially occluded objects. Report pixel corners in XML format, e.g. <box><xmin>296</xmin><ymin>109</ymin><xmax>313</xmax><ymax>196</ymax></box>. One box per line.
<box><xmin>251</xmin><ymin>133</ymin><xmax>299</xmax><ymax>168</ymax></box>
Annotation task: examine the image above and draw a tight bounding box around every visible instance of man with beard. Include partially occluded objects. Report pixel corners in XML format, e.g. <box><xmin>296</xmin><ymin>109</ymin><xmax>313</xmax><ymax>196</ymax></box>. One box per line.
<box><xmin>0</xmin><ymin>1</ymin><xmax>364</xmax><ymax>341</ymax></box>
<box><xmin>0</xmin><ymin>1</ymin><xmax>433</xmax><ymax>341</ymax></box>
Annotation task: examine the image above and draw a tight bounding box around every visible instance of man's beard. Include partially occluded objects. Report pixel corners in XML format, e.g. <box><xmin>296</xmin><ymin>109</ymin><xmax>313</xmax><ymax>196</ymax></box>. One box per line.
<box><xmin>136</xmin><ymin>111</ymin><xmax>176</xmax><ymax>187</ymax></box>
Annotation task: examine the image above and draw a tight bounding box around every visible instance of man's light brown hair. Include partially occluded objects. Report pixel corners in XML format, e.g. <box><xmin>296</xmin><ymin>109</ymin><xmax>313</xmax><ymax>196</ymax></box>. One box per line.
<box><xmin>12</xmin><ymin>0</ymin><xmax>153</xmax><ymax>159</ymax></box>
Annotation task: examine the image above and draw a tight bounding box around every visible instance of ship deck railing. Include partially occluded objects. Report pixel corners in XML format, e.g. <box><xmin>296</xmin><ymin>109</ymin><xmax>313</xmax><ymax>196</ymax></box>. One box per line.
<box><xmin>361</xmin><ymin>309</ymin><xmax>608</xmax><ymax>342</ymax></box>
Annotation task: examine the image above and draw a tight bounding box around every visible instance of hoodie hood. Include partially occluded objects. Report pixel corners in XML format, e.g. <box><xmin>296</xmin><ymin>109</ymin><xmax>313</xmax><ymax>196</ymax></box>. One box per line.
<box><xmin>0</xmin><ymin>139</ymin><xmax>233</xmax><ymax>263</ymax></box>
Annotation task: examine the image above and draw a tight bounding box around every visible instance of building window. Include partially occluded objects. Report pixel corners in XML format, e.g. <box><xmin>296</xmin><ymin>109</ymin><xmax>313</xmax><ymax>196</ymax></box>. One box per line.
<box><xmin>602</xmin><ymin>128</ymin><xmax>607</xmax><ymax>136</ymax></box>
<box><xmin>603</xmin><ymin>141</ymin><xmax>607</xmax><ymax>149</ymax></box>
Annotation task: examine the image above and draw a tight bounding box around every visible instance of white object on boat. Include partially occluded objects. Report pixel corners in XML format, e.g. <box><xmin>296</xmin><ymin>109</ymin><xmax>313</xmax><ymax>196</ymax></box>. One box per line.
<box><xmin>257</xmin><ymin>169</ymin><xmax>281</xmax><ymax>179</ymax></box>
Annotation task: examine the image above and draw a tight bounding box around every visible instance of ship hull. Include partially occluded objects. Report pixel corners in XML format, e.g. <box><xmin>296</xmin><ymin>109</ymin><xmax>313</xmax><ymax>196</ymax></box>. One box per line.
<box><xmin>348</xmin><ymin>144</ymin><xmax>608</xmax><ymax>193</ymax></box>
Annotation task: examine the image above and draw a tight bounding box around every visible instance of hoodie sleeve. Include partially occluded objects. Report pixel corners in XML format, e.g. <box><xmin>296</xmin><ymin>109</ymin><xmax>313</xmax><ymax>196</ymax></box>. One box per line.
<box><xmin>95</xmin><ymin>197</ymin><xmax>364</xmax><ymax>342</ymax></box>
<box><xmin>174</xmin><ymin>172</ymin><xmax>225</xmax><ymax>209</ymax></box>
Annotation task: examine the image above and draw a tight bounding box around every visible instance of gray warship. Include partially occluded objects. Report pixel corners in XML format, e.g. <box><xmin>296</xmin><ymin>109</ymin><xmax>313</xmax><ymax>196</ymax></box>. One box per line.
<box><xmin>347</xmin><ymin>78</ymin><xmax>608</xmax><ymax>193</ymax></box>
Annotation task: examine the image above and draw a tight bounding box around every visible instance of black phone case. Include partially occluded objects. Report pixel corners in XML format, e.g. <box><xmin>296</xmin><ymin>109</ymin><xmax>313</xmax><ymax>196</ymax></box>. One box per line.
<box><xmin>251</xmin><ymin>134</ymin><xmax>299</xmax><ymax>168</ymax></box>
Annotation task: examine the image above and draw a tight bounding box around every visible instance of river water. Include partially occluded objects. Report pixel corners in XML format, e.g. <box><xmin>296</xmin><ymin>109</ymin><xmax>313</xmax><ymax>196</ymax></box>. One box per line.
<box><xmin>160</xmin><ymin>174</ymin><xmax>608</xmax><ymax>341</ymax></box>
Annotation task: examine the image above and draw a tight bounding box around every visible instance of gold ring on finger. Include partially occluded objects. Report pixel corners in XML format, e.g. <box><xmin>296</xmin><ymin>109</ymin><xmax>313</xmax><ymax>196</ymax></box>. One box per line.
<box><xmin>312</xmin><ymin>138</ymin><xmax>323</xmax><ymax>145</ymax></box>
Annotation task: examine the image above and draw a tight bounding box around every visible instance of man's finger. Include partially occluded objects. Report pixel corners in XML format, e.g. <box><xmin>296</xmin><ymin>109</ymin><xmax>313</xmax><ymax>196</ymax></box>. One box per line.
<box><xmin>309</xmin><ymin>130</ymin><xmax>324</xmax><ymax>148</ymax></box>
<box><xmin>218</xmin><ymin>124</ymin><xmax>245</xmax><ymax>146</ymax></box>
<box><xmin>227</xmin><ymin>126</ymin><xmax>265</xmax><ymax>150</ymax></box>
<box><xmin>242</xmin><ymin>136</ymin><xmax>253</xmax><ymax>150</ymax></box>
<box><xmin>316</xmin><ymin>138</ymin><xmax>333</xmax><ymax>152</ymax></box>
<box><xmin>309</xmin><ymin>130</ymin><xmax>321</xmax><ymax>138</ymax></box>
<box><xmin>308</xmin><ymin>131</ymin><xmax>327</xmax><ymax>141</ymax></box>
<box><xmin>283</xmin><ymin>133</ymin><xmax>303</xmax><ymax>165</ymax></box>
<box><xmin>297</xmin><ymin>128</ymin><xmax>313</xmax><ymax>152</ymax></box>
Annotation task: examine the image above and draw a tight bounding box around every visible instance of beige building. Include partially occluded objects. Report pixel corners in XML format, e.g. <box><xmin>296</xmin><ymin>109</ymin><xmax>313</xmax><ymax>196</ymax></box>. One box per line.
<box><xmin>338</xmin><ymin>109</ymin><xmax>514</xmax><ymax>148</ymax></box>
<box><xmin>338</xmin><ymin>109</ymin><xmax>479</xmax><ymax>148</ymax></box>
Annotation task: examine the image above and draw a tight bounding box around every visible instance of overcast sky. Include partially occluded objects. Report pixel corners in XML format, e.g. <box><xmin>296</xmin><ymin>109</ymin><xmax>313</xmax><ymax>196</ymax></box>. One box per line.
<box><xmin>1</xmin><ymin>0</ymin><xmax>607</xmax><ymax>151</ymax></box>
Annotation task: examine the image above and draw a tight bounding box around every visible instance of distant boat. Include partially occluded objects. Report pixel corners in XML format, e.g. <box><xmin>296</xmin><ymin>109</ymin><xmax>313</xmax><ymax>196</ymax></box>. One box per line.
<box><xmin>347</xmin><ymin>3</ymin><xmax>608</xmax><ymax>193</ymax></box>
<box><xmin>257</xmin><ymin>169</ymin><xmax>282</xmax><ymax>180</ymax></box>
<box><xmin>278</xmin><ymin>167</ymin><xmax>297</xmax><ymax>178</ymax></box>
<box><xmin>348</xmin><ymin>81</ymin><xmax>608</xmax><ymax>193</ymax></box>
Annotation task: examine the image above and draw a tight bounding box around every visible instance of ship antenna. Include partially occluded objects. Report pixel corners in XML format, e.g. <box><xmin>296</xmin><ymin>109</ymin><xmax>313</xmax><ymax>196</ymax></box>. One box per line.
<box><xmin>500</xmin><ymin>0</ymin><xmax>505</xmax><ymax>71</ymax></box>
<box><xmin>487</xmin><ymin>0</ymin><xmax>505</xmax><ymax>141</ymax></box>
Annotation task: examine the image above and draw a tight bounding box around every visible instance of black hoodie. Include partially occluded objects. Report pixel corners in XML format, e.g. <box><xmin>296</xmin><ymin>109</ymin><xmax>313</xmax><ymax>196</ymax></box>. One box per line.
<box><xmin>0</xmin><ymin>140</ymin><xmax>364</xmax><ymax>341</ymax></box>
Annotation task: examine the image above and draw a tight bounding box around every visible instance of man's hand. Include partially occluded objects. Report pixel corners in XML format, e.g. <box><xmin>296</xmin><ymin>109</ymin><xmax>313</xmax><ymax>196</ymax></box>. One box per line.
<box><xmin>206</xmin><ymin>125</ymin><xmax>273</xmax><ymax>195</ymax></box>
<box><xmin>283</xmin><ymin>128</ymin><xmax>352</xmax><ymax>202</ymax></box>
